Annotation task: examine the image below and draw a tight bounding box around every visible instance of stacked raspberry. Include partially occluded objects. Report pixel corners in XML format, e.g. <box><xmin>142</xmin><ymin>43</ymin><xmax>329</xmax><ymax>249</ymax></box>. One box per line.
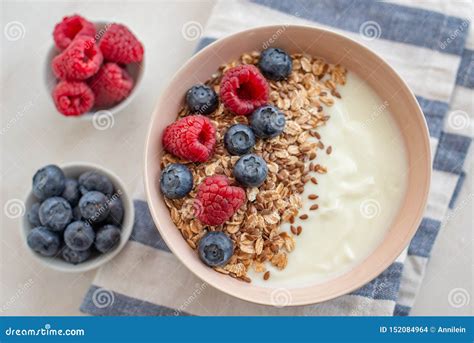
<box><xmin>50</xmin><ymin>15</ymin><xmax>144</xmax><ymax>116</ymax></box>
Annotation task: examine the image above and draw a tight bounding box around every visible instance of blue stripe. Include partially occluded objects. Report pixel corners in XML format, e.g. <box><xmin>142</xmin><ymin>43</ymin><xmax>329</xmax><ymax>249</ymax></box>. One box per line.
<box><xmin>455</xmin><ymin>49</ymin><xmax>474</xmax><ymax>88</ymax></box>
<box><xmin>81</xmin><ymin>285</ymin><xmax>190</xmax><ymax>316</ymax></box>
<box><xmin>195</xmin><ymin>37</ymin><xmax>217</xmax><ymax>53</ymax></box>
<box><xmin>350</xmin><ymin>262</ymin><xmax>403</xmax><ymax>301</ymax></box>
<box><xmin>416</xmin><ymin>96</ymin><xmax>449</xmax><ymax>138</ymax></box>
<box><xmin>449</xmin><ymin>171</ymin><xmax>466</xmax><ymax>209</ymax></box>
<box><xmin>251</xmin><ymin>0</ymin><xmax>469</xmax><ymax>55</ymax></box>
<box><xmin>408</xmin><ymin>218</ymin><xmax>441</xmax><ymax>258</ymax></box>
<box><xmin>433</xmin><ymin>133</ymin><xmax>472</xmax><ymax>174</ymax></box>
<box><xmin>129</xmin><ymin>200</ymin><xmax>171</xmax><ymax>252</ymax></box>
<box><xmin>394</xmin><ymin>304</ymin><xmax>411</xmax><ymax>316</ymax></box>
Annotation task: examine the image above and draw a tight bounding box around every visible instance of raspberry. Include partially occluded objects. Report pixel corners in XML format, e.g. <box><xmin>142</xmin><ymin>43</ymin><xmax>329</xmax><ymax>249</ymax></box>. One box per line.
<box><xmin>195</xmin><ymin>176</ymin><xmax>246</xmax><ymax>226</ymax></box>
<box><xmin>220</xmin><ymin>65</ymin><xmax>269</xmax><ymax>116</ymax></box>
<box><xmin>53</xmin><ymin>14</ymin><xmax>96</xmax><ymax>51</ymax></box>
<box><xmin>99</xmin><ymin>24</ymin><xmax>144</xmax><ymax>64</ymax></box>
<box><xmin>163</xmin><ymin>115</ymin><xmax>216</xmax><ymax>162</ymax></box>
<box><xmin>52</xmin><ymin>36</ymin><xmax>103</xmax><ymax>80</ymax></box>
<box><xmin>52</xmin><ymin>81</ymin><xmax>95</xmax><ymax>116</ymax></box>
<box><xmin>89</xmin><ymin>63</ymin><xmax>133</xmax><ymax>107</ymax></box>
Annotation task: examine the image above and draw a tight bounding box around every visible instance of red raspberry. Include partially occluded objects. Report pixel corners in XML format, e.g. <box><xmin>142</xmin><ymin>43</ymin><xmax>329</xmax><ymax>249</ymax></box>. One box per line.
<box><xmin>88</xmin><ymin>63</ymin><xmax>134</xmax><ymax>107</ymax></box>
<box><xmin>52</xmin><ymin>81</ymin><xmax>95</xmax><ymax>116</ymax></box>
<box><xmin>99</xmin><ymin>24</ymin><xmax>144</xmax><ymax>64</ymax></box>
<box><xmin>195</xmin><ymin>176</ymin><xmax>246</xmax><ymax>226</ymax></box>
<box><xmin>52</xmin><ymin>36</ymin><xmax>103</xmax><ymax>80</ymax></box>
<box><xmin>162</xmin><ymin>115</ymin><xmax>216</xmax><ymax>162</ymax></box>
<box><xmin>220</xmin><ymin>65</ymin><xmax>269</xmax><ymax>116</ymax></box>
<box><xmin>53</xmin><ymin>14</ymin><xmax>96</xmax><ymax>51</ymax></box>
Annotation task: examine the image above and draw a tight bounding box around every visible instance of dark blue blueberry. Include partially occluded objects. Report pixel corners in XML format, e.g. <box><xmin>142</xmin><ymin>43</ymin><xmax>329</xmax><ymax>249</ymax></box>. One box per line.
<box><xmin>106</xmin><ymin>196</ymin><xmax>124</xmax><ymax>226</ymax></box>
<box><xmin>258</xmin><ymin>48</ymin><xmax>292</xmax><ymax>80</ymax></box>
<box><xmin>27</xmin><ymin>227</ymin><xmax>61</xmax><ymax>257</ymax></box>
<box><xmin>250</xmin><ymin>105</ymin><xmax>286</xmax><ymax>139</ymax></box>
<box><xmin>78</xmin><ymin>191</ymin><xmax>110</xmax><ymax>223</ymax></box>
<box><xmin>78</xmin><ymin>171</ymin><xmax>114</xmax><ymax>196</ymax></box>
<box><xmin>32</xmin><ymin>165</ymin><xmax>65</xmax><ymax>200</ymax></box>
<box><xmin>186</xmin><ymin>84</ymin><xmax>219</xmax><ymax>115</ymax></box>
<box><xmin>38</xmin><ymin>197</ymin><xmax>72</xmax><ymax>231</ymax></box>
<box><xmin>233</xmin><ymin>154</ymin><xmax>268</xmax><ymax>187</ymax></box>
<box><xmin>27</xmin><ymin>203</ymin><xmax>42</xmax><ymax>227</ymax></box>
<box><xmin>198</xmin><ymin>231</ymin><xmax>233</xmax><ymax>267</ymax></box>
<box><xmin>95</xmin><ymin>225</ymin><xmax>121</xmax><ymax>253</ymax></box>
<box><xmin>61</xmin><ymin>246</ymin><xmax>91</xmax><ymax>264</ymax></box>
<box><xmin>224</xmin><ymin>124</ymin><xmax>256</xmax><ymax>155</ymax></box>
<box><xmin>160</xmin><ymin>163</ymin><xmax>193</xmax><ymax>199</ymax></box>
<box><xmin>61</xmin><ymin>178</ymin><xmax>80</xmax><ymax>206</ymax></box>
<box><xmin>64</xmin><ymin>221</ymin><xmax>95</xmax><ymax>251</ymax></box>
<box><xmin>72</xmin><ymin>206</ymin><xmax>82</xmax><ymax>221</ymax></box>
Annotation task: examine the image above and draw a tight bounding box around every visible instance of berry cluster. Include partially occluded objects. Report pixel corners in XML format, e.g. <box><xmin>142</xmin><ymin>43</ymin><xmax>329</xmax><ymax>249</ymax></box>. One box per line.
<box><xmin>26</xmin><ymin>165</ymin><xmax>125</xmax><ymax>264</ymax></box>
<box><xmin>50</xmin><ymin>15</ymin><xmax>144</xmax><ymax>116</ymax></box>
<box><xmin>160</xmin><ymin>48</ymin><xmax>293</xmax><ymax>268</ymax></box>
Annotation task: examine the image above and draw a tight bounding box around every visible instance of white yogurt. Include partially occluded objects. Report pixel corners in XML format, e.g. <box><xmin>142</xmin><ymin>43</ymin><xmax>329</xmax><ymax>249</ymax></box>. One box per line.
<box><xmin>249</xmin><ymin>72</ymin><xmax>408</xmax><ymax>287</ymax></box>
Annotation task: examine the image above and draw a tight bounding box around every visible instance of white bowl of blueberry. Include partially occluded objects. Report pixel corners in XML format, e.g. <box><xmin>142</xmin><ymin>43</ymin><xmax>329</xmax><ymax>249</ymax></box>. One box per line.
<box><xmin>21</xmin><ymin>163</ymin><xmax>134</xmax><ymax>272</ymax></box>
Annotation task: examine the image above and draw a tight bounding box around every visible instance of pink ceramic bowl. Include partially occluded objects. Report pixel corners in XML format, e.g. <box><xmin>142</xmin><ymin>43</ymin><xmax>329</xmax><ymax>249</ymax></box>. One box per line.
<box><xmin>144</xmin><ymin>25</ymin><xmax>431</xmax><ymax>306</ymax></box>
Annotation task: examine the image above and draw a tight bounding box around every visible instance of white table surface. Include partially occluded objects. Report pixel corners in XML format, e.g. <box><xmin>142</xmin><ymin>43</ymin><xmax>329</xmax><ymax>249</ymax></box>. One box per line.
<box><xmin>1</xmin><ymin>0</ymin><xmax>472</xmax><ymax>316</ymax></box>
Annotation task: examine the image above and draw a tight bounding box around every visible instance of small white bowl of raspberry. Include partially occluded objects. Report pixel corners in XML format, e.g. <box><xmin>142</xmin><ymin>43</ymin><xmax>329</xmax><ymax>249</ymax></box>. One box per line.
<box><xmin>44</xmin><ymin>15</ymin><xmax>144</xmax><ymax>119</ymax></box>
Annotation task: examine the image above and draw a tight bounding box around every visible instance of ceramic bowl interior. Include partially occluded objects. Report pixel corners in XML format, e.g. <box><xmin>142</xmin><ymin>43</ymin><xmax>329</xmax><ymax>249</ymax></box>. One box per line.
<box><xmin>21</xmin><ymin>162</ymin><xmax>134</xmax><ymax>272</ymax></box>
<box><xmin>44</xmin><ymin>21</ymin><xmax>144</xmax><ymax>119</ymax></box>
<box><xmin>144</xmin><ymin>25</ymin><xmax>431</xmax><ymax>305</ymax></box>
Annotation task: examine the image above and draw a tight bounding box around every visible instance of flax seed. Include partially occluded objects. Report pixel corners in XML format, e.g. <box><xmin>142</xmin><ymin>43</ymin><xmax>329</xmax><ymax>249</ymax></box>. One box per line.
<box><xmin>326</xmin><ymin>146</ymin><xmax>332</xmax><ymax>154</ymax></box>
<box><xmin>297</xmin><ymin>226</ymin><xmax>303</xmax><ymax>235</ymax></box>
<box><xmin>314</xmin><ymin>131</ymin><xmax>321</xmax><ymax>139</ymax></box>
<box><xmin>263</xmin><ymin>271</ymin><xmax>270</xmax><ymax>280</ymax></box>
<box><xmin>299</xmin><ymin>214</ymin><xmax>308</xmax><ymax>220</ymax></box>
<box><xmin>310</xmin><ymin>204</ymin><xmax>319</xmax><ymax>211</ymax></box>
<box><xmin>310</xmin><ymin>177</ymin><xmax>318</xmax><ymax>185</ymax></box>
<box><xmin>290</xmin><ymin>225</ymin><xmax>298</xmax><ymax>235</ymax></box>
<box><xmin>308</xmin><ymin>194</ymin><xmax>318</xmax><ymax>200</ymax></box>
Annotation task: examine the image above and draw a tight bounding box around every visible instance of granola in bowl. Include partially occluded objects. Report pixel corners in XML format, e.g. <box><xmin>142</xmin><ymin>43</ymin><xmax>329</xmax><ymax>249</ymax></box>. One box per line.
<box><xmin>159</xmin><ymin>49</ymin><xmax>347</xmax><ymax>283</ymax></box>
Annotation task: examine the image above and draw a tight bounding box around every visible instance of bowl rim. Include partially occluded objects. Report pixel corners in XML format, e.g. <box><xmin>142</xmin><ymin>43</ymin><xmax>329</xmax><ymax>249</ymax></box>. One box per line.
<box><xmin>144</xmin><ymin>24</ymin><xmax>431</xmax><ymax>306</ymax></box>
<box><xmin>44</xmin><ymin>21</ymin><xmax>145</xmax><ymax>120</ymax></box>
<box><xmin>21</xmin><ymin>161</ymin><xmax>135</xmax><ymax>273</ymax></box>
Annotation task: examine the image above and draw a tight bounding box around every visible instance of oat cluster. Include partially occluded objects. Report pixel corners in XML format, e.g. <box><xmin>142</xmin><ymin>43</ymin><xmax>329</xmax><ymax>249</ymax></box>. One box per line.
<box><xmin>160</xmin><ymin>51</ymin><xmax>347</xmax><ymax>282</ymax></box>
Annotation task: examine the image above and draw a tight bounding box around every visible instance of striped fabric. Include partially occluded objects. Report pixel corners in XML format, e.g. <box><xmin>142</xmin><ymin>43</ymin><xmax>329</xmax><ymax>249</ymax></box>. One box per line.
<box><xmin>81</xmin><ymin>0</ymin><xmax>472</xmax><ymax>316</ymax></box>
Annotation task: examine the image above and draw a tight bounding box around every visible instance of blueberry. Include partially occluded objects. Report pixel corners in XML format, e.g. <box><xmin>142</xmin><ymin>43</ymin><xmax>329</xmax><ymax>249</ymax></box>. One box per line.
<box><xmin>233</xmin><ymin>154</ymin><xmax>268</xmax><ymax>187</ymax></box>
<box><xmin>27</xmin><ymin>203</ymin><xmax>42</xmax><ymax>227</ymax></box>
<box><xmin>95</xmin><ymin>225</ymin><xmax>121</xmax><ymax>253</ymax></box>
<box><xmin>61</xmin><ymin>178</ymin><xmax>80</xmax><ymax>206</ymax></box>
<box><xmin>38</xmin><ymin>197</ymin><xmax>72</xmax><ymax>231</ymax></box>
<box><xmin>32</xmin><ymin>165</ymin><xmax>65</xmax><ymax>200</ymax></box>
<box><xmin>224</xmin><ymin>124</ymin><xmax>256</xmax><ymax>155</ymax></box>
<box><xmin>106</xmin><ymin>196</ymin><xmax>124</xmax><ymax>226</ymax></box>
<box><xmin>258</xmin><ymin>48</ymin><xmax>292</xmax><ymax>80</ymax></box>
<box><xmin>62</xmin><ymin>246</ymin><xmax>91</xmax><ymax>264</ymax></box>
<box><xmin>64</xmin><ymin>221</ymin><xmax>95</xmax><ymax>251</ymax></box>
<box><xmin>250</xmin><ymin>105</ymin><xmax>286</xmax><ymax>139</ymax></box>
<box><xmin>72</xmin><ymin>206</ymin><xmax>82</xmax><ymax>221</ymax></box>
<box><xmin>78</xmin><ymin>171</ymin><xmax>114</xmax><ymax>196</ymax></box>
<box><xmin>186</xmin><ymin>84</ymin><xmax>218</xmax><ymax>115</ymax></box>
<box><xmin>78</xmin><ymin>191</ymin><xmax>110</xmax><ymax>223</ymax></box>
<box><xmin>198</xmin><ymin>231</ymin><xmax>233</xmax><ymax>267</ymax></box>
<box><xmin>160</xmin><ymin>163</ymin><xmax>193</xmax><ymax>199</ymax></box>
<box><xmin>27</xmin><ymin>227</ymin><xmax>61</xmax><ymax>257</ymax></box>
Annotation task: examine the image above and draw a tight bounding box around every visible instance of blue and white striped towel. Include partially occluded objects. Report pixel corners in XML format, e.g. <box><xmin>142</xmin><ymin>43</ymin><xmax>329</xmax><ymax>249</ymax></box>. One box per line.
<box><xmin>81</xmin><ymin>0</ymin><xmax>472</xmax><ymax>316</ymax></box>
